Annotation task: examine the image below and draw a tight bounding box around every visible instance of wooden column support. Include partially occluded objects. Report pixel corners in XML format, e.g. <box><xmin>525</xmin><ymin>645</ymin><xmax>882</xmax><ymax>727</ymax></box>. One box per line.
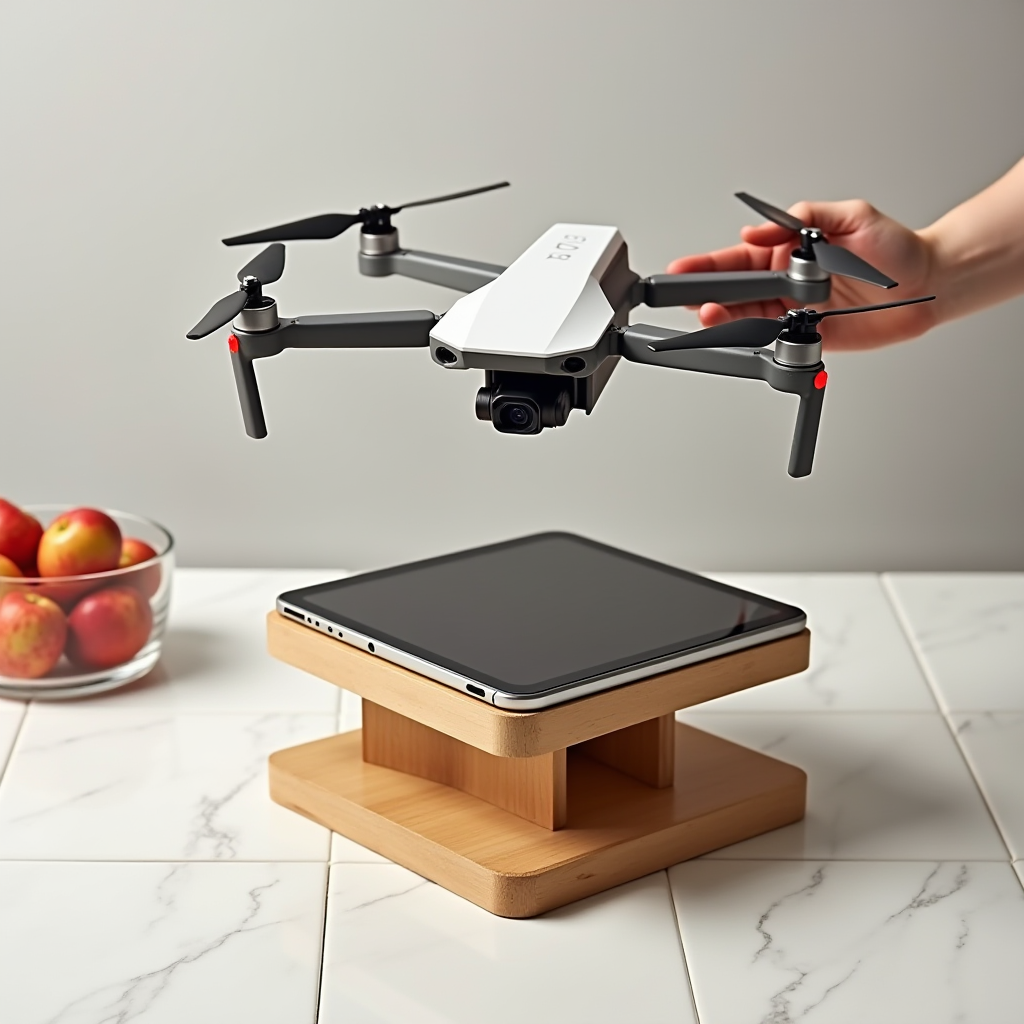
<box><xmin>577</xmin><ymin>713</ymin><xmax>676</xmax><ymax>788</ymax></box>
<box><xmin>363</xmin><ymin>700</ymin><xmax>568</xmax><ymax>830</ymax></box>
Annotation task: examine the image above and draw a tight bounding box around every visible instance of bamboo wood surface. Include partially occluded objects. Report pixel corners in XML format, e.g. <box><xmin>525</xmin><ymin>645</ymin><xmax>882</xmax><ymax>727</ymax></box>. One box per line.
<box><xmin>267</xmin><ymin>612</ymin><xmax>810</xmax><ymax>757</ymax></box>
<box><xmin>269</xmin><ymin>721</ymin><xmax>807</xmax><ymax>918</ymax></box>
<box><xmin>362</xmin><ymin>700</ymin><xmax>567</xmax><ymax>830</ymax></box>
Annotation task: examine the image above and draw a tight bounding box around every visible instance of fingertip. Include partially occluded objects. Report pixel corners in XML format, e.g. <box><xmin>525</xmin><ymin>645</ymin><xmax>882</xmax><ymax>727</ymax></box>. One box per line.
<box><xmin>666</xmin><ymin>255</ymin><xmax>708</xmax><ymax>274</ymax></box>
<box><xmin>740</xmin><ymin>223</ymin><xmax>794</xmax><ymax>246</ymax></box>
<box><xmin>699</xmin><ymin>303</ymin><xmax>732</xmax><ymax>327</ymax></box>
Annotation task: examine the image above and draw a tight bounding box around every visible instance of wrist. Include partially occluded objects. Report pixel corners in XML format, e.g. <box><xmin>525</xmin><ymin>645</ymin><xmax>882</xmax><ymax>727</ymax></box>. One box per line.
<box><xmin>915</xmin><ymin>224</ymin><xmax>950</xmax><ymax>328</ymax></box>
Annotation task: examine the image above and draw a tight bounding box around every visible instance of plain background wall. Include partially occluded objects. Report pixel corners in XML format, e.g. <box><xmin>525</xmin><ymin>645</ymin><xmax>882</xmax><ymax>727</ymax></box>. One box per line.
<box><xmin>2</xmin><ymin>0</ymin><xmax>1022</xmax><ymax>572</ymax></box>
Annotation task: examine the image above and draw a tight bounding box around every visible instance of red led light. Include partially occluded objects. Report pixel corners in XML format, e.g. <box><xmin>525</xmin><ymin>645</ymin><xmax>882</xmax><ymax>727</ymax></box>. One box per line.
<box><xmin>227</xmin><ymin>334</ymin><xmax>239</xmax><ymax>354</ymax></box>
<box><xmin>814</xmin><ymin>370</ymin><xmax>828</xmax><ymax>390</ymax></box>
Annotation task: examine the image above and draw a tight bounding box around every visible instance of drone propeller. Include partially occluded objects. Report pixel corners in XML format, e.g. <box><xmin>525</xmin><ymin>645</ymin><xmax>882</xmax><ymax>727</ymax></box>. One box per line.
<box><xmin>647</xmin><ymin>295</ymin><xmax>936</xmax><ymax>352</ymax></box>
<box><xmin>735</xmin><ymin>191</ymin><xmax>897</xmax><ymax>289</ymax></box>
<box><xmin>186</xmin><ymin>243</ymin><xmax>286</xmax><ymax>340</ymax></box>
<box><xmin>221</xmin><ymin>181</ymin><xmax>510</xmax><ymax>247</ymax></box>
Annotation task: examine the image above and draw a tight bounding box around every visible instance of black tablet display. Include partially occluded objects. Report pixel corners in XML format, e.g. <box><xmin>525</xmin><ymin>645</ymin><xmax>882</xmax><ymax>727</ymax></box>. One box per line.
<box><xmin>278</xmin><ymin>533</ymin><xmax>804</xmax><ymax>702</ymax></box>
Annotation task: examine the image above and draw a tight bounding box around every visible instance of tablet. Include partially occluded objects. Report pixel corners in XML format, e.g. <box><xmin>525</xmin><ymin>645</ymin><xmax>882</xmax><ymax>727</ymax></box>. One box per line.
<box><xmin>277</xmin><ymin>532</ymin><xmax>805</xmax><ymax>710</ymax></box>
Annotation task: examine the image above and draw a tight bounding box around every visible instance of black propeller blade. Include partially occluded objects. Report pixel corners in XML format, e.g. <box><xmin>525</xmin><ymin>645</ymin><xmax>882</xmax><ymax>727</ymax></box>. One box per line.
<box><xmin>186</xmin><ymin>291</ymin><xmax>248</xmax><ymax>341</ymax></box>
<box><xmin>187</xmin><ymin>243</ymin><xmax>286</xmax><ymax>340</ymax></box>
<box><xmin>809</xmin><ymin>240</ymin><xmax>896</xmax><ymax>289</ymax></box>
<box><xmin>813</xmin><ymin>295</ymin><xmax>936</xmax><ymax>321</ymax></box>
<box><xmin>237</xmin><ymin>242</ymin><xmax>285</xmax><ymax>284</ymax></box>
<box><xmin>223</xmin><ymin>213</ymin><xmax>363</xmax><ymax>246</ymax></box>
<box><xmin>222</xmin><ymin>181</ymin><xmax>510</xmax><ymax>247</ymax></box>
<box><xmin>391</xmin><ymin>182</ymin><xmax>510</xmax><ymax>212</ymax></box>
<box><xmin>648</xmin><ymin>295</ymin><xmax>935</xmax><ymax>353</ymax></box>
<box><xmin>648</xmin><ymin>318</ymin><xmax>788</xmax><ymax>352</ymax></box>
<box><xmin>735</xmin><ymin>191</ymin><xmax>897</xmax><ymax>289</ymax></box>
<box><xmin>734</xmin><ymin>191</ymin><xmax>805</xmax><ymax>233</ymax></box>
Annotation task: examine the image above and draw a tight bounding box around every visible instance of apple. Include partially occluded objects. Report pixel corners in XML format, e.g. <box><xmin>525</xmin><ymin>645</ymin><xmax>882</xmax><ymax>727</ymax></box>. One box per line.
<box><xmin>0</xmin><ymin>499</ymin><xmax>43</xmax><ymax>573</ymax></box>
<box><xmin>66</xmin><ymin>585</ymin><xmax>152</xmax><ymax>670</ymax></box>
<box><xmin>0</xmin><ymin>555</ymin><xmax>24</xmax><ymax>603</ymax></box>
<box><xmin>119</xmin><ymin>537</ymin><xmax>161</xmax><ymax>598</ymax></box>
<box><xmin>0</xmin><ymin>555</ymin><xmax>23</xmax><ymax>578</ymax></box>
<box><xmin>37</xmin><ymin>508</ymin><xmax>122</xmax><ymax>578</ymax></box>
<box><xmin>0</xmin><ymin>591</ymin><xmax>67</xmax><ymax>679</ymax></box>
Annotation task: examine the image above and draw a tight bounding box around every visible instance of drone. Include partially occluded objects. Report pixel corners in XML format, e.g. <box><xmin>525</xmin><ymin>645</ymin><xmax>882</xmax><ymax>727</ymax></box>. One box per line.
<box><xmin>187</xmin><ymin>182</ymin><xmax>933</xmax><ymax>477</ymax></box>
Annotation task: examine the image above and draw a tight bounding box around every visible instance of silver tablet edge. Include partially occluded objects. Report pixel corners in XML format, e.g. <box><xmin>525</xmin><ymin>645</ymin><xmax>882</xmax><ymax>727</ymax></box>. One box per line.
<box><xmin>276</xmin><ymin>600</ymin><xmax>807</xmax><ymax>712</ymax></box>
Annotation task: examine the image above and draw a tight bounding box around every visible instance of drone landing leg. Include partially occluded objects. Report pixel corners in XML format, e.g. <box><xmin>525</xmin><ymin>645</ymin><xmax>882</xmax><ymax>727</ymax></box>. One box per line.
<box><xmin>228</xmin><ymin>310</ymin><xmax>437</xmax><ymax>439</ymax></box>
<box><xmin>619</xmin><ymin>328</ymin><xmax>826</xmax><ymax>478</ymax></box>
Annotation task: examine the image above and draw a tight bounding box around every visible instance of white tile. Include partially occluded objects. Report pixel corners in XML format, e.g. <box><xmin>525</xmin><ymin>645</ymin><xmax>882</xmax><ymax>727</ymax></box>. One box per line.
<box><xmin>701</xmin><ymin>573</ymin><xmax>936</xmax><ymax>711</ymax></box>
<box><xmin>329</xmin><ymin>830</ymin><xmax>390</xmax><ymax>864</ymax></box>
<box><xmin>670</xmin><ymin>859</ymin><xmax>1024</xmax><ymax>1024</ymax></box>
<box><xmin>952</xmin><ymin>713</ymin><xmax>1024</xmax><ymax>859</ymax></box>
<box><xmin>89</xmin><ymin>569</ymin><xmax>346</xmax><ymax>712</ymax></box>
<box><xmin>326</xmin><ymin>690</ymin><xmax>380</xmax><ymax>861</ymax></box>
<box><xmin>885</xmin><ymin>573</ymin><xmax>1024</xmax><ymax>711</ymax></box>
<box><xmin>0</xmin><ymin>705</ymin><xmax>24</xmax><ymax>779</ymax></box>
<box><xmin>318</xmin><ymin>865</ymin><xmax>695</xmax><ymax>1024</ymax></box>
<box><xmin>0</xmin><ymin>861</ymin><xmax>325</xmax><ymax>1024</ymax></box>
<box><xmin>338</xmin><ymin>689</ymin><xmax>363</xmax><ymax>733</ymax></box>
<box><xmin>0</xmin><ymin>708</ymin><xmax>334</xmax><ymax>860</ymax></box>
<box><xmin>679</xmin><ymin>712</ymin><xmax>1007</xmax><ymax>860</ymax></box>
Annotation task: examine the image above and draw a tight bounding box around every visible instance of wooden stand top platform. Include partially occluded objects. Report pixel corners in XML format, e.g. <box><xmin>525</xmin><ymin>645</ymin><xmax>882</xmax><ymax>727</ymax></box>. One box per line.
<box><xmin>267</xmin><ymin>612</ymin><xmax>809</xmax><ymax>758</ymax></box>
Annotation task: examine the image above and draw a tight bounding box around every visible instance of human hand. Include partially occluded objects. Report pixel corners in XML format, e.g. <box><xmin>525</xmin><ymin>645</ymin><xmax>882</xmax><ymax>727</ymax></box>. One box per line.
<box><xmin>666</xmin><ymin>200</ymin><xmax>939</xmax><ymax>351</ymax></box>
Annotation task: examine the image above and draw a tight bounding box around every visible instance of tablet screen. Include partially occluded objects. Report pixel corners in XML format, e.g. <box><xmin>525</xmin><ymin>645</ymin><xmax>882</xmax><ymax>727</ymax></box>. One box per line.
<box><xmin>282</xmin><ymin>533</ymin><xmax>803</xmax><ymax>696</ymax></box>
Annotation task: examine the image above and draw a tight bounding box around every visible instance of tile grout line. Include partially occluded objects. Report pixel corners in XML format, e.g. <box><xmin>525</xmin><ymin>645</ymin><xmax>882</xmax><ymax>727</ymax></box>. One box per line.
<box><xmin>663</xmin><ymin>869</ymin><xmax>703</xmax><ymax>1024</ymax></box>
<box><xmin>0</xmin><ymin>707</ymin><xmax>29</xmax><ymax>790</ymax></box>
<box><xmin>880</xmin><ymin>574</ymin><xmax>1015</xmax><ymax>862</ymax></box>
<box><xmin>313</xmin><ymin>862</ymin><xmax>332</xmax><ymax>1024</ymax></box>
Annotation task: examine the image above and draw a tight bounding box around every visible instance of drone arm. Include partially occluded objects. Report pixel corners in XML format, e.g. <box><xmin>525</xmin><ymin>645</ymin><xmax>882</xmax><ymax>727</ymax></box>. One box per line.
<box><xmin>618</xmin><ymin>325</ymin><xmax>766</xmax><ymax>379</ymax></box>
<box><xmin>640</xmin><ymin>271</ymin><xmax>830</xmax><ymax>308</ymax></box>
<box><xmin>271</xmin><ymin>310</ymin><xmax>438</xmax><ymax>348</ymax></box>
<box><xmin>228</xmin><ymin>309</ymin><xmax>437</xmax><ymax>439</ymax></box>
<box><xmin>618</xmin><ymin>324</ymin><xmax>826</xmax><ymax>477</ymax></box>
<box><xmin>359</xmin><ymin>248</ymin><xmax>504</xmax><ymax>293</ymax></box>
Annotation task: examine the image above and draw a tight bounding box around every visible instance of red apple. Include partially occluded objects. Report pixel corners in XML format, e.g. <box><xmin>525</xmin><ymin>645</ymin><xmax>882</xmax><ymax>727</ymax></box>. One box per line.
<box><xmin>37</xmin><ymin>508</ymin><xmax>122</xmax><ymax>578</ymax></box>
<box><xmin>0</xmin><ymin>591</ymin><xmax>67</xmax><ymax>679</ymax></box>
<box><xmin>119</xmin><ymin>537</ymin><xmax>162</xmax><ymax>598</ymax></box>
<box><xmin>0</xmin><ymin>499</ymin><xmax>43</xmax><ymax>573</ymax></box>
<box><xmin>66</xmin><ymin>585</ymin><xmax>152</xmax><ymax>670</ymax></box>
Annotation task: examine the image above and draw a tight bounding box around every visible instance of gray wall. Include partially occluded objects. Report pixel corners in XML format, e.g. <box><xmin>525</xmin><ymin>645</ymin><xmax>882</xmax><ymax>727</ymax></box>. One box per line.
<box><xmin>3</xmin><ymin>0</ymin><xmax>1022</xmax><ymax>572</ymax></box>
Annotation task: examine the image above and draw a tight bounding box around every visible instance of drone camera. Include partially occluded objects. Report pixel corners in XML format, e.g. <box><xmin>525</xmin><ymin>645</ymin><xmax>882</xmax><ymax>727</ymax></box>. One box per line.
<box><xmin>475</xmin><ymin>373</ymin><xmax>573</xmax><ymax>434</ymax></box>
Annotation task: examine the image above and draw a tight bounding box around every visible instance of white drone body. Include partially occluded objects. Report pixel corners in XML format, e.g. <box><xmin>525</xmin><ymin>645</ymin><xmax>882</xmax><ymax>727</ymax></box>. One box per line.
<box><xmin>429</xmin><ymin>224</ymin><xmax>631</xmax><ymax>373</ymax></box>
<box><xmin>202</xmin><ymin>181</ymin><xmax>894</xmax><ymax>475</ymax></box>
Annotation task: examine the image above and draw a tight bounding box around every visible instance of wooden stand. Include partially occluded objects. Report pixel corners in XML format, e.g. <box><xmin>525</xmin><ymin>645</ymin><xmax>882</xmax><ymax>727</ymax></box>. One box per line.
<box><xmin>267</xmin><ymin>612</ymin><xmax>810</xmax><ymax>918</ymax></box>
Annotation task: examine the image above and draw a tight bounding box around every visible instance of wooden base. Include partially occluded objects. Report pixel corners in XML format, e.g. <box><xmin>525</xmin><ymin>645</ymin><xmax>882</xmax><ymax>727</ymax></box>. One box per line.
<box><xmin>270</xmin><ymin>721</ymin><xmax>806</xmax><ymax>918</ymax></box>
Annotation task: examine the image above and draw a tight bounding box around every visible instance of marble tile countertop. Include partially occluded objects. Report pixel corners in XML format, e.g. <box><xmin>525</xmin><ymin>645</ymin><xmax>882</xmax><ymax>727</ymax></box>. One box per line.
<box><xmin>0</xmin><ymin>569</ymin><xmax>1022</xmax><ymax>1023</ymax></box>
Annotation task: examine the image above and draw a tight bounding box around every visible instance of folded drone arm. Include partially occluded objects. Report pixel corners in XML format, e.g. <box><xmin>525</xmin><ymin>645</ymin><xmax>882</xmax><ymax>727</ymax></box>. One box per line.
<box><xmin>359</xmin><ymin>248</ymin><xmax>505</xmax><ymax>293</ymax></box>
<box><xmin>639</xmin><ymin>271</ymin><xmax>830</xmax><ymax>309</ymax></box>
<box><xmin>229</xmin><ymin>310</ymin><xmax>438</xmax><ymax>439</ymax></box>
<box><xmin>619</xmin><ymin>324</ymin><xmax>826</xmax><ymax>478</ymax></box>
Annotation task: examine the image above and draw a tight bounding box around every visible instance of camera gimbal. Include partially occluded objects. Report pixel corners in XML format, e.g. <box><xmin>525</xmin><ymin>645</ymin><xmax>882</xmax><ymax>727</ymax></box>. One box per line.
<box><xmin>187</xmin><ymin>184</ymin><xmax>932</xmax><ymax>477</ymax></box>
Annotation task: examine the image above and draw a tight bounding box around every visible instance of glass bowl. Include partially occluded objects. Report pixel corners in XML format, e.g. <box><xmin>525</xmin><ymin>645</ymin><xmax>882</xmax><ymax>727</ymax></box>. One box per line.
<box><xmin>0</xmin><ymin>506</ymin><xmax>173</xmax><ymax>700</ymax></box>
